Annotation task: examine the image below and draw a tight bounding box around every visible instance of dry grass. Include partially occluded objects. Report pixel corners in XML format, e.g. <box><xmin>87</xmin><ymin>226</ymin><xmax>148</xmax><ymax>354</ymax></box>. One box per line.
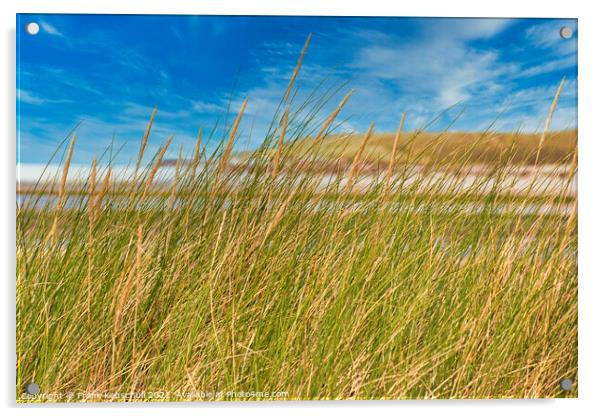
<box><xmin>345</xmin><ymin>123</ymin><xmax>374</xmax><ymax>192</ymax></box>
<box><xmin>276</xmin><ymin>129</ymin><xmax>577</xmax><ymax>174</ymax></box>
<box><xmin>135</xmin><ymin>106</ymin><xmax>158</xmax><ymax>179</ymax></box>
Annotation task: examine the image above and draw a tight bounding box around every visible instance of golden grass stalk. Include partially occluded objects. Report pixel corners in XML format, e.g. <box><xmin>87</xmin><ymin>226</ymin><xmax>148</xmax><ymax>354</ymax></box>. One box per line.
<box><xmin>345</xmin><ymin>123</ymin><xmax>374</xmax><ymax>193</ymax></box>
<box><xmin>86</xmin><ymin>158</ymin><xmax>97</xmax><ymax>318</ymax></box>
<box><xmin>549</xmin><ymin>186</ymin><xmax>577</xmax><ymax>295</ymax></box>
<box><xmin>314</xmin><ymin>90</ymin><xmax>354</xmax><ymax>141</ymax></box>
<box><xmin>48</xmin><ymin>132</ymin><xmax>77</xmax><ymax>243</ymax></box>
<box><xmin>556</xmin><ymin>147</ymin><xmax>578</xmax><ymax>250</ymax></box>
<box><xmin>283</xmin><ymin>33</ymin><xmax>311</xmax><ymax>104</ymax></box>
<box><xmin>568</xmin><ymin>146</ymin><xmax>578</xmax><ymax>182</ymax></box>
<box><xmin>218</xmin><ymin>98</ymin><xmax>249</xmax><ymax>176</ymax></box>
<box><xmin>261</xmin><ymin>190</ymin><xmax>296</xmax><ymax>248</ymax></box>
<box><xmin>86</xmin><ymin>243</ymin><xmax>92</xmax><ymax>318</ymax></box>
<box><xmin>168</xmin><ymin>145</ymin><xmax>183</xmax><ymax>210</ymax></box>
<box><xmin>385</xmin><ymin>112</ymin><xmax>407</xmax><ymax>185</ymax></box>
<box><xmin>133</xmin><ymin>223</ymin><xmax>143</xmax><ymax>361</ymax></box>
<box><xmin>135</xmin><ymin>106</ymin><xmax>158</xmax><ymax>179</ymax></box>
<box><xmin>183</xmin><ymin>129</ymin><xmax>201</xmax><ymax>235</ymax></box>
<box><xmin>142</xmin><ymin>135</ymin><xmax>174</xmax><ymax>201</ymax></box>
<box><xmin>110</xmin><ymin>232</ymin><xmax>137</xmax><ymax>378</ymax></box>
<box><xmin>272</xmin><ymin>110</ymin><xmax>289</xmax><ymax>180</ymax></box>
<box><xmin>88</xmin><ymin>158</ymin><xmax>97</xmax><ymax>218</ymax></box>
<box><xmin>203</xmin><ymin>101</ymin><xmax>248</xmax><ymax>225</ymax></box>
<box><xmin>536</xmin><ymin>77</ymin><xmax>565</xmax><ymax>165</ymax></box>
<box><xmin>94</xmin><ymin>168</ymin><xmax>111</xmax><ymax>222</ymax></box>
<box><xmin>191</xmin><ymin>127</ymin><xmax>202</xmax><ymax>179</ymax></box>
<box><xmin>58</xmin><ymin>132</ymin><xmax>76</xmax><ymax>210</ymax></box>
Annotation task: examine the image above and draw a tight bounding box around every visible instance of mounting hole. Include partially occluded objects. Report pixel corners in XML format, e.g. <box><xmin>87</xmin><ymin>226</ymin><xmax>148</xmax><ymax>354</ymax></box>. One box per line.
<box><xmin>25</xmin><ymin>22</ymin><xmax>40</xmax><ymax>36</ymax></box>
<box><xmin>560</xmin><ymin>26</ymin><xmax>573</xmax><ymax>40</ymax></box>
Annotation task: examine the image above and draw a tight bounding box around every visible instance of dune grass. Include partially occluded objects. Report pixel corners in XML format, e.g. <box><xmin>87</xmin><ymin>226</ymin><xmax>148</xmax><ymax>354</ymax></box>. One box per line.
<box><xmin>16</xmin><ymin>36</ymin><xmax>577</xmax><ymax>402</ymax></box>
<box><xmin>274</xmin><ymin>129</ymin><xmax>577</xmax><ymax>173</ymax></box>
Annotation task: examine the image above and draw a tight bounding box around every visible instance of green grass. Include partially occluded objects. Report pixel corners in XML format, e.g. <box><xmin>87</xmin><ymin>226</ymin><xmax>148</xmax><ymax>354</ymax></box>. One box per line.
<box><xmin>16</xmin><ymin>38</ymin><xmax>577</xmax><ymax>401</ymax></box>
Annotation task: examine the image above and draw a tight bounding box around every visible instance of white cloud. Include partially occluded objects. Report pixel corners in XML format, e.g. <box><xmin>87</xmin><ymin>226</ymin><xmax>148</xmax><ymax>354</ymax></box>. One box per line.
<box><xmin>431</xmin><ymin>18</ymin><xmax>513</xmax><ymax>40</ymax></box>
<box><xmin>18</xmin><ymin>89</ymin><xmax>45</xmax><ymax>105</ymax></box>
<box><xmin>352</xmin><ymin>31</ymin><xmax>509</xmax><ymax>109</ymax></box>
<box><xmin>255</xmin><ymin>40</ymin><xmax>297</xmax><ymax>57</ymax></box>
<box><xmin>494</xmin><ymin>103</ymin><xmax>577</xmax><ymax>132</ymax></box>
<box><xmin>40</xmin><ymin>21</ymin><xmax>64</xmax><ymax>37</ymax></box>
<box><xmin>501</xmin><ymin>79</ymin><xmax>576</xmax><ymax>108</ymax></box>
<box><xmin>484</xmin><ymin>77</ymin><xmax>577</xmax><ymax>131</ymax></box>
<box><xmin>524</xmin><ymin>19</ymin><xmax>577</xmax><ymax>56</ymax></box>
<box><xmin>518</xmin><ymin>55</ymin><xmax>577</xmax><ymax>78</ymax></box>
<box><xmin>342</xmin><ymin>19</ymin><xmax>577</xmax><ymax>132</ymax></box>
<box><xmin>17</xmin><ymin>89</ymin><xmax>74</xmax><ymax>105</ymax></box>
<box><xmin>192</xmin><ymin>100</ymin><xmax>225</xmax><ymax>113</ymax></box>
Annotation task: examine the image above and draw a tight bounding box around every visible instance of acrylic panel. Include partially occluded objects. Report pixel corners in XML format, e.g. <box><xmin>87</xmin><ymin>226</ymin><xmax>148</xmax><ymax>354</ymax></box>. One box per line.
<box><xmin>16</xmin><ymin>14</ymin><xmax>578</xmax><ymax>402</ymax></box>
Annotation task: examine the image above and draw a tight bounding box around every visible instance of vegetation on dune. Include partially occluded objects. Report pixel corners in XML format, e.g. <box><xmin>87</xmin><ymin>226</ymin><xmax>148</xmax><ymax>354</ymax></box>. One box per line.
<box><xmin>16</xmin><ymin>34</ymin><xmax>577</xmax><ymax>401</ymax></box>
<box><xmin>273</xmin><ymin>129</ymin><xmax>577</xmax><ymax>172</ymax></box>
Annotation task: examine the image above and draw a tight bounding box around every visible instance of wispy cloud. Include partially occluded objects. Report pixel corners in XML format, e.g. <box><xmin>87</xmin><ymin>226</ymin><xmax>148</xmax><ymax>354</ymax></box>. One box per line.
<box><xmin>430</xmin><ymin>18</ymin><xmax>513</xmax><ymax>40</ymax></box>
<box><xmin>518</xmin><ymin>55</ymin><xmax>577</xmax><ymax>78</ymax></box>
<box><xmin>525</xmin><ymin>20</ymin><xmax>576</xmax><ymax>47</ymax></box>
<box><xmin>191</xmin><ymin>100</ymin><xmax>225</xmax><ymax>114</ymax></box>
<box><xmin>39</xmin><ymin>21</ymin><xmax>64</xmax><ymax>37</ymax></box>
<box><xmin>351</xmin><ymin>23</ymin><xmax>511</xmax><ymax>109</ymax></box>
<box><xmin>525</xmin><ymin>19</ymin><xmax>577</xmax><ymax>56</ymax></box>
<box><xmin>254</xmin><ymin>40</ymin><xmax>297</xmax><ymax>57</ymax></box>
<box><xmin>18</xmin><ymin>89</ymin><xmax>45</xmax><ymax>105</ymax></box>
<box><xmin>17</xmin><ymin>89</ymin><xmax>73</xmax><ymax>105</ymax></box>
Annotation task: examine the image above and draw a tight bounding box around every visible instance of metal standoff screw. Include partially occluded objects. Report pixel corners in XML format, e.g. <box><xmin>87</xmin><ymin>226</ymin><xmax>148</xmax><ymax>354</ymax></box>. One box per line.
<box><xmin>559</xmin><ymin>26</ymin><xmax>573</xmax><ymax>40</ymax></box>
<box><xmin>25</xmin><ymin>382</ymin><xmax>39</xmax><ymax>395</ymax></box>
<box><xmin>559</xmin><ymin>378</ymin><xmax>573</xmax><ymax>392</ymax></box>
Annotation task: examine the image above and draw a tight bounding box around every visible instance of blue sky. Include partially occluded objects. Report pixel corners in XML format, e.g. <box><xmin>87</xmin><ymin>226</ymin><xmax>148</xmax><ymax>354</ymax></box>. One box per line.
<box><xmin>16</xmin><ymin>14</ymin><xmax>577</xmax><ymax>165</ymax></box>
